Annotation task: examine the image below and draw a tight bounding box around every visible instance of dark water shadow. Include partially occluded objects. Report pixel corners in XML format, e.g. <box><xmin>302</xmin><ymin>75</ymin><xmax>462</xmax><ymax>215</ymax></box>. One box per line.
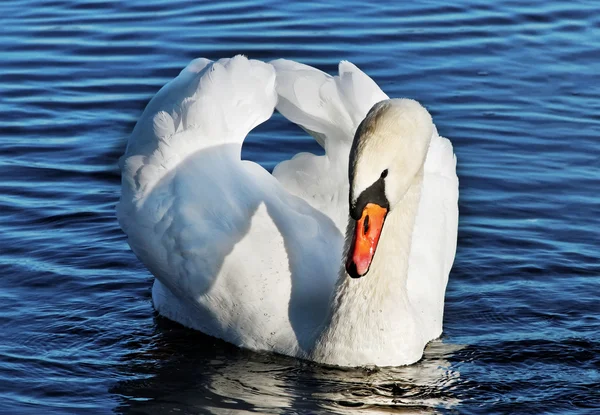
<box><xmin>110</xmin><ymin>314</ymin><xmax>462</xmax><ymax>414</ymax></box>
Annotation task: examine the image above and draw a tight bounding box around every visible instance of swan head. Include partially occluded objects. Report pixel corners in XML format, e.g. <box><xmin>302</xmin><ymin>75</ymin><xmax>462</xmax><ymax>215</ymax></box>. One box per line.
<box><xmin>346</xmin><ymin>98</ymin><xmax>433</xmax><ymax>278</ymax></box>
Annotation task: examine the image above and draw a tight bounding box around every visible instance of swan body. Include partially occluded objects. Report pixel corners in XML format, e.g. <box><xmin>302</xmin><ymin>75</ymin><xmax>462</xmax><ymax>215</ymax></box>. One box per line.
<box><xmin>117</xmin><ymin>55</ymin><xmax>458</xmax><ymax>367</ymax></box>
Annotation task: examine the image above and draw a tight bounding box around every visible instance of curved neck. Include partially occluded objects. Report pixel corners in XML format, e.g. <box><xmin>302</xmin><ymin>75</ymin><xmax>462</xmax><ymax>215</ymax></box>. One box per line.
<box><xmin>358</xmin><ymin>176</ymin><xmax>423</xmax><ymax>291</ymax></box>
<box><xmin>335</xmin><ymin>172</ymin><xmax>423</xmax><ymax>312</ymax></box>
<box><xmin>310</xmin><ymin>172</ymin><xmax>425</xmax><ymax>366</ymax></box>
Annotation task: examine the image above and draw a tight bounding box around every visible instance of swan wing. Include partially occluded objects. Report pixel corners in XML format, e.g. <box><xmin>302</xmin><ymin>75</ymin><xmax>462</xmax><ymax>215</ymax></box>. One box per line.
<box><xmin>408</xmin><ymin>130</ymin><xmax>459</xmax><ymax>340</ymax></box>
<box><xmin>271</xmin><ymin>59</ymin><xmax>389</xmax><ymax>232</ymax></box>
<box><xmin>117</xmin><ymin>56</ymin><xmax>341</xmax><ymax>356</ymax></box>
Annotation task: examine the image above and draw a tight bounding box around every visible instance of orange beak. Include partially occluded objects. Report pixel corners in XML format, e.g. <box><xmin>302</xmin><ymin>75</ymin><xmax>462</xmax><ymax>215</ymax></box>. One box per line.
<box><xmin>345</xmin><ymin>203</ymin><xmax>388</xmax><ymax>278</ymax></box>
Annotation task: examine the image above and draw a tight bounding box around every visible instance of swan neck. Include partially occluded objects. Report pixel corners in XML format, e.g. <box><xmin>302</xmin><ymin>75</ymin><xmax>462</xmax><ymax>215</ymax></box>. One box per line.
<box><xmin>309</xmin><ymin>173</ymin><xmax>425</xmax><ymax>366</ymax></box>
<box><xmin>347</xmin><ymin>171</ymin><xmax>423</xmax><ymax>288</ymax></box>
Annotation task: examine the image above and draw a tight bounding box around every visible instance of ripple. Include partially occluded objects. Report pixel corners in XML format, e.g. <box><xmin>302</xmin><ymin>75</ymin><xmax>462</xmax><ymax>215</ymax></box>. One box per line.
<box><xmin>1</xmin><ymin>0</ymin><xmax>599</xmax><ymax>413</ymax></box>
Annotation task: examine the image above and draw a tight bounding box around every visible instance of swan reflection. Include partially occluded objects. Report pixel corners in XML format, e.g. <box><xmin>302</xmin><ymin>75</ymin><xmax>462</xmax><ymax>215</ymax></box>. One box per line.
<box><xmin>112</xmin><ymin>316</ymin><xmax>461</xmax><ymax>414</ymax></box>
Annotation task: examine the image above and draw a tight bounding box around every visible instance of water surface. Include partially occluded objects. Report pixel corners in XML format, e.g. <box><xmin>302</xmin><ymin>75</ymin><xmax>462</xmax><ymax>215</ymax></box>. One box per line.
<box><xmin>1</xmin><ymin>0</ymin><xmax>599</xmax><ymax>413</ymax></box>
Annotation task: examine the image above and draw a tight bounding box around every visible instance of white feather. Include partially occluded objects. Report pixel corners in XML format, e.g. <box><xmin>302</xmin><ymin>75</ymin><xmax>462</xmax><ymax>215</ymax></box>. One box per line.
<box><xmin>117</xmin><ymin>55</ymin><xmax>459</xmax><ymax>367</ymax></box>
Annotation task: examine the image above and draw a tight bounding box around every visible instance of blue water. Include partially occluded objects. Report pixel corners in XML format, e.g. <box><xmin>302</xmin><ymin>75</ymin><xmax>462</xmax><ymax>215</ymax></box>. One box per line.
<box><xmin>1</xmin><ymin>0</ymin><xmax>599</xmax><ymax>413</ymax></box>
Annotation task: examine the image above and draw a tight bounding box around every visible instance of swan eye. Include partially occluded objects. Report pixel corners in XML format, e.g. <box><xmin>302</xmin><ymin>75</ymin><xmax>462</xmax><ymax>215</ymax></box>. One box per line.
<box><xmin>380</xmin><ymin>169</ymin><xmax>388</xmax><ymax>179</ymax></box>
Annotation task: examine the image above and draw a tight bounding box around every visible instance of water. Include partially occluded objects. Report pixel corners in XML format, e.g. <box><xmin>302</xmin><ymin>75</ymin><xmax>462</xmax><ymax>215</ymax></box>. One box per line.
<box><xmin>1</xmin><ymin>0</ymin><xmax>599</xmax><ymax>413</ymax></box>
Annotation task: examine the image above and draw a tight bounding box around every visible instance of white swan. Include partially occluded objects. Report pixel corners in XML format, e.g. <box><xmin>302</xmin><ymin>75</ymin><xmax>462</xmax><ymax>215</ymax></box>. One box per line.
<box><xmin>117</xmin><ymin>55</ymin><xmax>458</xmax><ymax>367</ymax></box>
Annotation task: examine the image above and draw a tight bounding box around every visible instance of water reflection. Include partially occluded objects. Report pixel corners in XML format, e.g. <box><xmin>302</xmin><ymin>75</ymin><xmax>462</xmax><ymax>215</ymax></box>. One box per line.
<box><xmin>112</xmin><ymin>315</ymin><xmax>461</xmax><ymax>414</ymax></box>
